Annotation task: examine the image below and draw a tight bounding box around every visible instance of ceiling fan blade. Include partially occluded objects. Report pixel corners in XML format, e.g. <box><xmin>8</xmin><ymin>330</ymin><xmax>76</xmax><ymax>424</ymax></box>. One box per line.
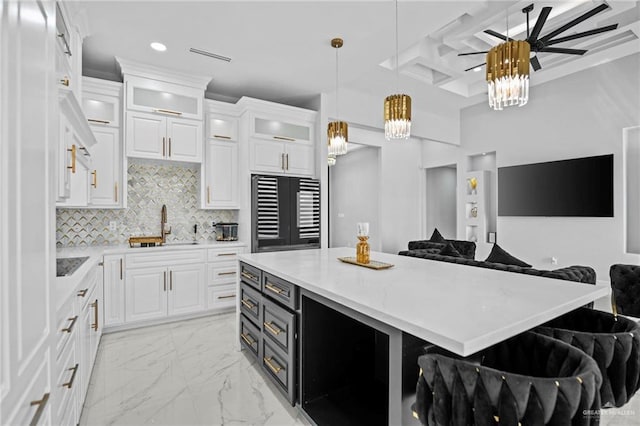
<box><xmin>464</xmin><ymin>63</ymin><xmax>485</xmax><ymax>72</ymax></box>
<box><xmin>530</xmin><ymin>55</ymin><xmax>542</xmax><ymax>71</ymax></box>
<box><xmin>458</xmin><ymin>51</ymin><xmax>489</xmax><ymax>56</ymax></box>
<box><xmin>528</xmin><ymin>6</ymin><xmax>552</xmax><ymax>42</ymax></box>
<box><xmin>545</xmin><ymin>24</ymin><xmax>618</xmax><ymax>46</ymax></box>
<box><xmin>540</xmin><ymin>3</ymin><xmax>609</xmax><ymax>42</ymax></box>
<box><xmin>484</xmin><ymin>29</ymin><xmax>507</xmax><ymax>41</ymax></box>
<box><xmin>539</xmin><ymin>47</ymin><xmax>587</xmax><ymax>55</ymax></box>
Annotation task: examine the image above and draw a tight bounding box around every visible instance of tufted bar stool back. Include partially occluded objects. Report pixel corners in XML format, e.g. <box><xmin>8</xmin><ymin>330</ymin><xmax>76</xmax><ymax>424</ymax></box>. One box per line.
<box><xmin>610</xmin><ymin>264</ymin><xmax>640</xmax><ymax>318</ymax></box>
<box><xmin>413</xmin><ymin>331</ymin><xmax>602</xmax><ymax>426</ymax></box>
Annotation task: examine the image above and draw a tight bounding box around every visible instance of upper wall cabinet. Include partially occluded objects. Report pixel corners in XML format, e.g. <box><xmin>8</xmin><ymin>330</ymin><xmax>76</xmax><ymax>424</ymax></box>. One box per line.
<box><xmin>117</xmin><ymin>59</ymin><xmax>211</xmax><ymax>164</ymax></box>
<box><xmin>55</xmin><ymin>1</ymin><xmax>83</xmax><ymax>102</ymax></box>
<box><xmin>251</xmin><ymin>115</ymin><xmax>312</xmax><ymax>143</ymax></box>
<box><xmin>125</xmin><ymin>75</ymin><xmax>203</xmax><ymax>121</ymax></box>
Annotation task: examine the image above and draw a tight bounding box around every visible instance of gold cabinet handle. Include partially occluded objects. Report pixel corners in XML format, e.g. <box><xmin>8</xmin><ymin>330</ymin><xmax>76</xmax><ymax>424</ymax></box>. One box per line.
<box><xmin>213</xmin><ymin>134</ymin><xmax>231</xmax><ymax>140</ymax></box>
<box><xmin>240</xmin><ymin>333</ymin><xmax>254</xmax><ymax>346</ymax></box>
<box><xmin>241</xmin><ymin>299</ymin><xmax>255</xmax><ymax>309</ymax></box>
<box><xmin>61</xmin><ymin>316</ymin><xmax>78</xmax><ymax>333</ymax></box>
<box><xmin>60</xmin><ymin>77</ymin><xmax>70</xmax><ymax>87</ymax></box>
<box><xmin>168</xmin><ymin>137</ymin><xmax>172</xmax><ymax>157</ymax></box>
<box><xmin>164</xmin><ymin>271</ymin><xmax>167</xmax><ymax>291</ymax></box>
<box><xmin>263</xmin><ymin>356</ymin><xmax>283</xmax><ymax>374</ymax></box>
<box><xmin>217</xmin><ymin>294</ymin><xmax>236</xmax><ymax>300</ymax></box>
<box><xmin>77</xmin><ymin>288</ymin><xmax>88</xmax><ymax>297</ymax></box>
<box><xmin>281</xmin><ymin>153</ymin><xmax>285</xmax><ymax>170</ymax></box>
<box><xmin>29</xmin><ymin>393</ymin><xmax>50</xmax><ymax>426</ymax></box>
<box><xmin>218</xmin><ymin>271</ymin><xmax>236</xmax><ymax>276</ymax></box>
<box><xmin>241</xmin><ymin>271</ymin><xmax>257</xmax><ymax>281</ymax></box>
<box><xmin>91</xmin><ymin>299</ymin><xmax>98</xmax><ymax>331</ymax></box>
<box><xmin>169</xmin><ymin>270</ymin><xmax>173</xmax><ymax>291</ymax></box>
<box><xmin>285</xmin><ymin>153</ymin><xmax>289</xmax><ymax>171</ymax></box>
<box><xmin>265</xmin><ymin>282</ymin><xmax>284</xmax><ymax>295</ymax></box>
<box><xmin>63</xmin><ymin>364</ymin><xmax>79</xmax><ymax>389</ymax></box>
<box><xmin>273</xmin><ymin>135</ymin><xmax>295</xmax><ymax>142</ymax></box>
<box><xmin>114</xmin><ymin>182</ymin><xmax>118</xmax><ymax>203</ymax></box>
<box><xmin>217</xmin><ymin>253</ymin><xmax>236</xmax><ymax>257</ymax></box>
<box><xmin>207</xmin><ymin>186</ymin><xmax>211</xmax><ymax>204</ymax></box>
<box><xmin>153</xmin><ymin>108</ymin><xmax>182</xmax><ymax>116</ymax></box>
<box><xmin>87</xmin><ymin>118</ymin><xmax>110</xmax><ymax>125</ymax></box>
<box><xmin>162</xmin><ymin>137</ymin><xmax>166</xmax><ymax>157</ymax></box>
<box><xmin>91</xmin><ymin>170</ymin><xmax>97</xmax><ymax>188</ymax></box>
<box><xmin>120</xmin><ymin>258</ymin><xmax>123</xmax><ymax>280</ymax></box>
<box><xmin>79</xmin><ymin>146</ymin><xmax>90</xmax><ymax>156</ymax></box>
<box><xmin>263</xmin><ymin>321</ymin><xmax>282</xmax><ymax>336</ymax></box>
<box><xmin>67</xmin><ymin>144</ymin><xmax>76</xmax><ymax>173</ymax></box>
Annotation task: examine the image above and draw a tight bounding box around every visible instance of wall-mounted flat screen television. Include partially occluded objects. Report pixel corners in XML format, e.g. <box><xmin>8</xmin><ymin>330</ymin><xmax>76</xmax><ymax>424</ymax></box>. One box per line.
<box><xmin>498</xmin><ymin>154</ymin><xmax>613</xmax><ymax>217</ymax></box>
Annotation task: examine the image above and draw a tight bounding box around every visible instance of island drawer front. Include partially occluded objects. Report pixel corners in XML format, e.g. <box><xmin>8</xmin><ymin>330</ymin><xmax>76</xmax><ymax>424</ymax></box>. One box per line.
<box><xmin>127</xmin><ymin>249</ymin><xmax>206</xmax><ymax>268</ymax></box>
<box><xmin>240</xmin><ymin>314</ymin><xmax>260</xmax><ymax>358</ymax></box>
<box><xmin>262</xmin><ymin>272</ymin><xmax>297</xmax><ymax>310</ymax></box>
<box><xmin>262</xmin><ymin>338</ymin><xmax>295</xmax><ymax>404</ymax></box>
<box><xmin>240</xmin><ymin>262</ymin><xmax>261</xmax><ymax>290</ymax></box>
<box><xmin>208</xmin><ymin>247</ymin><xmax>243</xmax><ymax>263</ymax></box>
<box><xmin>240</xmin><ymin>283</ymin><xmax>262</xmax><ymax>325</ymax></box>
<box><xmin>262</xmin><ymin>298</ymin><xmax>295</xmax><ymax>353</ymax></box>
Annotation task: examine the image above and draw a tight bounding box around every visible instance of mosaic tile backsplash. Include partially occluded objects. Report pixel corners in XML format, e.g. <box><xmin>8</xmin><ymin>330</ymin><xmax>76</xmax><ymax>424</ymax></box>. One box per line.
<box><xmin>56</xmin><ymin>160</ymin><xmax>237</xmax><ymax>247</ymax></box>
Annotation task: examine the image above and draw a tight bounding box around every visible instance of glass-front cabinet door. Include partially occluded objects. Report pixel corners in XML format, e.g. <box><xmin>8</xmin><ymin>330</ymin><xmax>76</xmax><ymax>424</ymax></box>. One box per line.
<box><xmin>82</xmin><ymin>92</ymin><xmax>120</xmax><ymax>127</ymax></box>
<box><xmin>252</xmin><ymin>116</ymin><xmax>312</xmax><ymax>143</ymax></box>
<box><xmin>126</xmin><ymin>75</ymin><xmax>203</xmax><ymax>120</ymax></box>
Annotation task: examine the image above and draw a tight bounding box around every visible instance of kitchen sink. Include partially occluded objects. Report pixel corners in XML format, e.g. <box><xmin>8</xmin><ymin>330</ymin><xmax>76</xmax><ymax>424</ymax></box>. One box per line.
<box><xmin>56</xmin><ymin>256</ymin><xmax>89</xmax><ymax>277</ymax></box>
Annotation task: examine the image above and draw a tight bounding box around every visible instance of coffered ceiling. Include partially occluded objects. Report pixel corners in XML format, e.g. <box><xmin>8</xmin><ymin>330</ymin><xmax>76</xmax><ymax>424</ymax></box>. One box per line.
<box><xmin>79</xmin><ymin>1</ymin><xmax>640</xmax><ymax>112</ymax></box>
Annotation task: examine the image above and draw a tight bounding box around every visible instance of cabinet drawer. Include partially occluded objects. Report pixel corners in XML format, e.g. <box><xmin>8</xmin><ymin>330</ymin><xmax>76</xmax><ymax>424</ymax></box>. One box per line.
<box><xmin>262</xmin><ymin>298</ymin><xmax>295</xmax><ymax>354</ymax></box>
<box><xmin>56</xmin><ymin>298</ymin><xmax>76</xmax><ymax>359</ymax></box>
<box><xmin>240</xmin><ymin>283</ymin><xmax>261</xmax><ymax>326</ymax></box>
<box><xmin>240</xmin><ymin>262</ymin><xmax>261</xmax><ymax>291</ymax></box>
<box><xmin>262</xmin><ymin>338</ymin><xmax>295</xmax><ymax>404</ymax></box>
<box><xmin>75</xmin><ymin>265</ymin><xmax>98</xmax><ymax>310</ymax></box>
<box><xmin>55</xmin><ymin>334</ymin><xmax>78</xmax><ymax>424</ymax></box>
<box><xmin>208</xmin><ymin>261</ymin><xmax>237</xmax><ymax>285</ymax></box>
<box><xmin>207</xmin><ymin>284</ymin><xmax>236</xmax><ymax>310</ymax></box>
<box><xmin>262</xmin><ymin>272</ymin><xmax>297</xmax><ymax>310</ymax></box>
<box><xmin>240</xmin><ymin>314</ymin><xmax>260</xmax><ymax>358</ymax></box>
<box><xmin>208</xmin><ymin>247</ymin><xmax>242</xmax><ymax>262</ymax></box>
<box><xmin>127</xmin><ymin>249</ymin><xmax>205</xmax><ymax>268</ymax></box>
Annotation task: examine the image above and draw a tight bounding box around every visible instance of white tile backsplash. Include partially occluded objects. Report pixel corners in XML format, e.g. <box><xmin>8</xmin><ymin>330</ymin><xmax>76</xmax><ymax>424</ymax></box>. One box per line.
<box><xmin>57</xmin><ymin>160</ymin><xmax>237</xmax><ymax>247</ymax></box>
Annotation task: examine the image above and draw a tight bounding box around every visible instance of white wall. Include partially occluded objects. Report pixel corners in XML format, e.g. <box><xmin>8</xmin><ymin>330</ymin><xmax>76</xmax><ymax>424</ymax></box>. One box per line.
<box><xmin>458</xmin><ymin>54</ymin><xmax>640</xmax><ymax>281</ymax></box>
<box><xmin>329</xmin><ymin>145</ymin><xmax>381</xmax><ymax>250</ymax></box>
<box><xmin>425</xmin><ymin>166</ymin><xmax>457</xmax><ymax>239</ymax></box>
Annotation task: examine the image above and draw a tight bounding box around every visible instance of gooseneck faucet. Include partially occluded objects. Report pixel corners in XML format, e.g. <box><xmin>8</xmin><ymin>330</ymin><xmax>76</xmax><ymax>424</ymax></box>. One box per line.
<box><xmin>161</xmin><ymin>204</ymin><xmax>171</xmax><ymax>244</ymax></box>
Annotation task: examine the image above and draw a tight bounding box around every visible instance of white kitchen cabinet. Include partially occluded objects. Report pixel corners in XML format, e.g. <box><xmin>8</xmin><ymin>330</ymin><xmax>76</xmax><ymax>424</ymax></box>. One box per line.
<box><xmin>251</xmin><ymin>115</ymin><xmax>312</xmax><ymax>142</ymax></box>
<box><xmin>167</xmin><ymin>264</ymin><xmax>206</xmax><ymax>316</ymax></box>
<box><xmin>57</xmin><ymin>114</ymin><xmax>73</xmax><ymax>200</ymax></box>
<box><xmin>82</xmin><ymin>77</ymin><xmax>121</xmax><ymax>128</ymax></box>
<box><xmin>88</xmin><ymin>126</ymin><xmax>121</xmax><ymax>207</ymax></box>
<box><xmin>1</xmin><ymin>2</ymin><xmax>57</xmax><ymax>424</ymax></box>
<box><xmin>209</xmin><ymin>114</ymin><xmax>238</xmax><ymax>141</ymax></box>
<box><xmin>103</xmin><ymin>255</ymin><xmax>125</xmax><ymax>326</ymax></box>
<box><xmin>126</xmin><ymin>111</ymin><xmax>202</xmax><ymax>163</ymax></box>
<box><xmin>206</xmin><ymin>246</ymin><xmax>244</xmax><ymax>313</ymax></box>
<box><xmin>203</xmin><ymin>139</ymin><xmax>239</xmax><ymax>209</ymax></box>
<box><xmin>124</xmin><ymin>74</ymin><xmax>204</xmax><ymax>121</ymax></box>
<box><xmin>125</xmin><ymin>266</ymin><xmax>167</xmax><ymax>323</ymax></box>
<box><xmin>249</xmin><ymin>138</ymin><xmax>314</xmax><ymax>176</ymax></box>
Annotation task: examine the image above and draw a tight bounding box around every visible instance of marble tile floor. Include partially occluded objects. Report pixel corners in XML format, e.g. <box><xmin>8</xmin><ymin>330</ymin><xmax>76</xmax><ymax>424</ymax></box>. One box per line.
<box><xmin>80</xmin><ymin>313</ymin><xmax>640</xmax><ymax>426</ymax></box>
<box><xmin>80</xmin><ymin>313</ymin><xmax>309</xmax><ymax>425</ymax></box>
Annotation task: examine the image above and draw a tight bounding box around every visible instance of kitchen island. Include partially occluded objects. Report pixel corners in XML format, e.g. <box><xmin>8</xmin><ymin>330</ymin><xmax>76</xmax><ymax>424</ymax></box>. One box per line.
<box><xmin>236</xmin><ymin>247</ymin><xmax>608</xmax><ymax>425</ymax></box>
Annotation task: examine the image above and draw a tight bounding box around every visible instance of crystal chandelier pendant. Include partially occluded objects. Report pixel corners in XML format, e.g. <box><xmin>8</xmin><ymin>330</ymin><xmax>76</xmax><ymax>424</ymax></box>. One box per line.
<box><xmin>486</xmin><ymin>40</ymin><xmax>530</xmax><ymax>111</ymax></box>
<box><xmin>327</xmin><ymin>121</ymin><xmax>348</xmax><ymax>156</ymax></box>
<box><xmin>384</xmin><ymin>94</ymin><xmax>412</xmax><ymax>140</ymax></box>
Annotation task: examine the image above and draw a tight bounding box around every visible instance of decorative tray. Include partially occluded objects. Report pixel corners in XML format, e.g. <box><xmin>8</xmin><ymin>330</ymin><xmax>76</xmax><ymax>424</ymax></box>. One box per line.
<box><xmin>337</xmin><ymin>257</ymin><xmax>394</xmax><ymax>270</ymax></box>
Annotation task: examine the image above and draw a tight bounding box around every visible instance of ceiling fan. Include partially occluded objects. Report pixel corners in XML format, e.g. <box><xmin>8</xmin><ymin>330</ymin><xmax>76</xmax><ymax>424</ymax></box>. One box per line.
<box><xmin>458</xmin><ymin>3</ymin><xmax>619</xmax><ymax>72</ymax></box>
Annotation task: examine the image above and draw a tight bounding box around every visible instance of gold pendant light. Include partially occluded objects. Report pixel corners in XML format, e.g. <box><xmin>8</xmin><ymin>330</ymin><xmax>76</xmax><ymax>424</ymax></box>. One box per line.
<box><xmin>486</xmin><ymin>9</ymin><xmax>530</xmax><ymax>110</ymax></box>
<box><xmin>328</xmin><ymin>37</ymin><xmax>348</xmax><ymax>157</ymax></box>
<box><xmin>384</xmin><ymin>0</ymin><xmax>411</xmax><ymax>140</ymax></box>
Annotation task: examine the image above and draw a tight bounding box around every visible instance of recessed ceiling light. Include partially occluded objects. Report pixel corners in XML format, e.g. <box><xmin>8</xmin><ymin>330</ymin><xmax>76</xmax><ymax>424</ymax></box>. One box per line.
<box><xmin>150</xmin><ymin>42</ymin><xmax>167</xmax><ymax>52</ymax></box>
<box><xmin>473</xmin><ymin>67</ymin><xmax>482</xmax><ymax>72</ymax></box>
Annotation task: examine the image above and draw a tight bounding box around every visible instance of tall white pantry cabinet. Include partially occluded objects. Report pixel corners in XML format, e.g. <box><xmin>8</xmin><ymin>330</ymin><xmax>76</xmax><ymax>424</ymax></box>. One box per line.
<box><xmin>1</xmin><ymin>1</ymin><xmax>58</xmax><ymax>425</ymax></box>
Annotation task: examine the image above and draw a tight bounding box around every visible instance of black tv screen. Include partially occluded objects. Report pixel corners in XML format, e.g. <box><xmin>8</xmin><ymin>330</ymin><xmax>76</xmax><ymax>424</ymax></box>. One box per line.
<box><xmin>498</xmin><ymin>154</ymin><xmax>613</xmax><ymax>217</ymax></box>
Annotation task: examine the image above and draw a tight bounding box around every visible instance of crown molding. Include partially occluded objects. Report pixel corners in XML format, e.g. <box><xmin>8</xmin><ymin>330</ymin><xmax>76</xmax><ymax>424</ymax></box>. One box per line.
<box><xmin>116</xmin><ymin>57</ymin><xmax>212</xmax><ymax>90</ymax></box>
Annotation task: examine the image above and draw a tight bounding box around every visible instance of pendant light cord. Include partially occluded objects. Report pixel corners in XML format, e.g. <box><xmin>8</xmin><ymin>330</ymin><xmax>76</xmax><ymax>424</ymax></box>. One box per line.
<box><xmin>395</xmin><ymin>0</ymin><xmax>399</xmax><ymax>93</ymax></box>
<box><xmin>336</xmin><ymin>46</ymin><xmax>339</xmax><ymax>121</ymax></box>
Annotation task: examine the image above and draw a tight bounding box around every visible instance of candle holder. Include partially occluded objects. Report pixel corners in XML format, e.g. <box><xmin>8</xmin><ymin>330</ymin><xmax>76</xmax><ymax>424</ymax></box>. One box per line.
<box><xmin>356</xmin><ymin>222</ymin><xmax>370</xmax><ymax>264</ymax></box>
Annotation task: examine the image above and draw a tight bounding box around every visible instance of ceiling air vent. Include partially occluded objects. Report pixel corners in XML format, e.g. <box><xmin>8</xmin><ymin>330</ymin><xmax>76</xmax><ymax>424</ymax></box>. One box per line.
<box><xmin>189</xmin><ymin>48</ymin><xmax>232</xmax><ymax>62</ymax></box>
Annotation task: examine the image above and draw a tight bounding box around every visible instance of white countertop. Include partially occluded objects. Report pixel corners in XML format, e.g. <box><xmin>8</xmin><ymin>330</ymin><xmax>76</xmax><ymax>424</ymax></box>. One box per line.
<box><xmin>55</xmin><ymin>240</ymin><xmax>246</xmax><ymax>310</ymax></box>
<box><xmin>238</xmin><ymin>247</ymin><xmax>609</xmax><ymax>356</ymax></box>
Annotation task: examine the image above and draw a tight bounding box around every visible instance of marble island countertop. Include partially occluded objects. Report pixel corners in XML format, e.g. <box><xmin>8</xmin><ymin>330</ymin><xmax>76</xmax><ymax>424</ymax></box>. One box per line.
<box><xmin>55</xmin><ymin>240</ymin><xmax>246</xmax><ymax>310</ymax></box>
<box><xmin>239</xmin><ymin>247</ymin><xmax>609</xmax><ymax>356</ymax></box>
